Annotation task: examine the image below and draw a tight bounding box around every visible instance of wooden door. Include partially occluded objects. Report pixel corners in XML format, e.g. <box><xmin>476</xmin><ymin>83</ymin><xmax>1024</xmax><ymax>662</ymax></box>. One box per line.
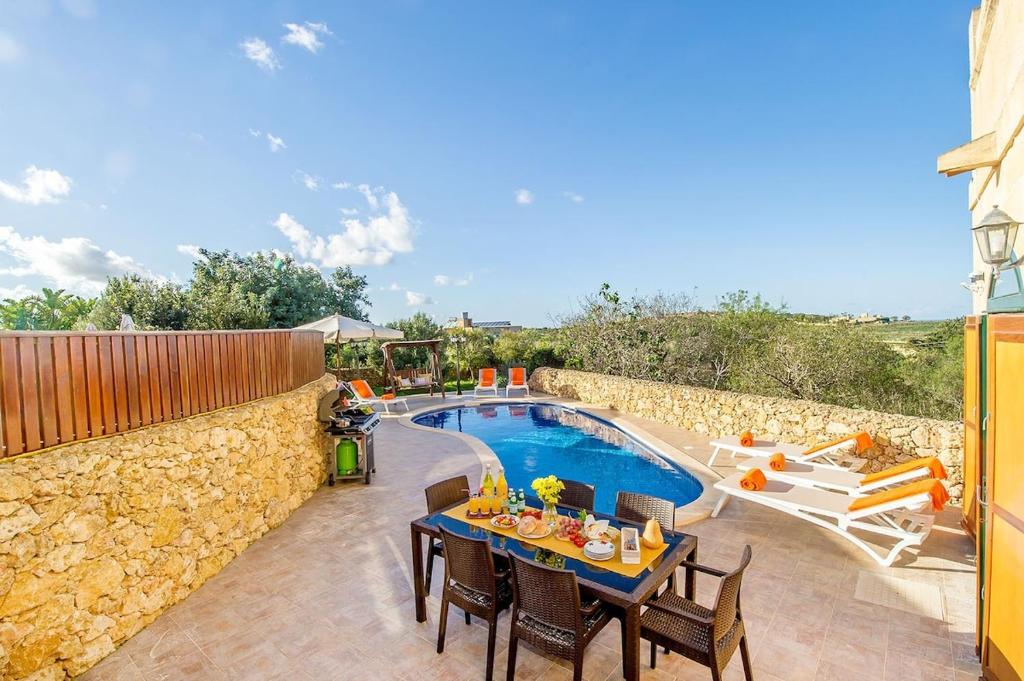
<box><xmin>982</xmin><ymin>313</ymin><xmax>1024</xmax><ymax>681</ymax></box>
<box><xmin>963</xmin><ymin>316</ymin><xmax>981</xmax><ymax>539</ymax></box>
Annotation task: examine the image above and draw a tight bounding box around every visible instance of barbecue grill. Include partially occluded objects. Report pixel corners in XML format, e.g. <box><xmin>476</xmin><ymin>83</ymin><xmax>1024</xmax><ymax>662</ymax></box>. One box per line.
<box><xmin>318</xmin><ymin>388</ymin><xmax>380</xmax><ymax>485</ymax></box>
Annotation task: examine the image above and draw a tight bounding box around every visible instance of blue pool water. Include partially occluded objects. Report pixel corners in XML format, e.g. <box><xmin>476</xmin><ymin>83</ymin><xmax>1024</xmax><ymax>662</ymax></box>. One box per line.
<box><xmin>413</xmin><ymin>403</ymin><xmax>703</xmax><ymax>513</ymax></box>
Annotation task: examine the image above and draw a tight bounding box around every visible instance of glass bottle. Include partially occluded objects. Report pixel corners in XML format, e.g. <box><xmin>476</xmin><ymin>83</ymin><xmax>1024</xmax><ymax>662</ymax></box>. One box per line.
<box><xmin>482</xmin><ymin>464</ymin><xmax>494</xmax><ymax>498</ymax></box>
<box><xmin>495</xmin><ymin>467</ymin><xmax>508</xmax><ymax>500</ymax></box>
<box><xmin>517</xmin><ymin>489</ymin><xmax>526</xmax><ymax>514</ymax></box>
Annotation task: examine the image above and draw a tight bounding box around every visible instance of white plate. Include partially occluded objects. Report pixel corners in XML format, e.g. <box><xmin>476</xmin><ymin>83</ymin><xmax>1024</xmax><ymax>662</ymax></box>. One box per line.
<box><xmin>490</xmin><ymin>514</ymin><xmax>520</xmax><ymax>529</ymax></box>
<box><xmin>584</xmin><ymin>540</ymin><xmax>615</xmax><ymax>561</ymax></box>
<box><xmin>517</xmin><ymin>524</ymin><xmax>553</xmax><ymax>539</ymax></box>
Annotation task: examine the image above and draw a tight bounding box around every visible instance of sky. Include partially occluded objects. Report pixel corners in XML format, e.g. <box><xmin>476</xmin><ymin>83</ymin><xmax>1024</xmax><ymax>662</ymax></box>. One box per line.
<box><xmin>0</xmin><ymin>1</ymin><xmax>978</xmax><ymax>326</ymax></box>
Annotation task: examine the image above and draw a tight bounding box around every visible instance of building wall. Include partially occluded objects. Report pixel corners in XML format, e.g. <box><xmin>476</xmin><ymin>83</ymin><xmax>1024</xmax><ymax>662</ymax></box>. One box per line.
<box><xmin>529</xmin><ymin>368</ymin><xmax>964</xmax><ymax>500</ymax></box>
<box><xmin>962</xmin><ymin>0</ymin><xmax>1024</xmax><ymax>313</ymax></box>
<box><xmin>0</xmin><ymin>374</ymin><xmax>336</xmax><ymax>680</ymax></box>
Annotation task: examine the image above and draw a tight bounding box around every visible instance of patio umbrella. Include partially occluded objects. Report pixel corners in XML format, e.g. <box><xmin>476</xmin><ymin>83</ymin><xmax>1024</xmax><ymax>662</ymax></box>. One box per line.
<box><xmin>295</xmin><ymin>314</ymin><xmax>404</xmax><ymax>370</ymax></box>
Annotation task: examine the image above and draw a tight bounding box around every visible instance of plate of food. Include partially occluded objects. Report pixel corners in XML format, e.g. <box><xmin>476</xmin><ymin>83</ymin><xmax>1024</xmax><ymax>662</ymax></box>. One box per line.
<box><xmin>583</xmin><ymin>539</ymin><xmax>616</xmax><ymax>562</ymax></box>
<box><xmin>555</xmin><ymin>516</ymin><xmax>588</xmax><ymax>548</ymax></box>
<box><xmin>517</xmin><ymin>515</ymin><xmax>552</xmax><ymax>539</ymax></box>
<box><xmin>490</xmin><ymin>514</ymin><xmax>520</xmax><ymax>529</ymax></box>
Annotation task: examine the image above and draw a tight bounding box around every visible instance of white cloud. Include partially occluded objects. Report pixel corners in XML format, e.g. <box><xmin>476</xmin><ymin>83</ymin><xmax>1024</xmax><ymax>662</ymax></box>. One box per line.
<box><xmin>0</xmin><ymin>226</ymin><xmax>151</xmax><ymax>295</ymax></box>
<box><xmin>340</xmin><ymin>207</ymin><xmax>359</xmax><ymax>216</ymax></box>
<box><xmin>0</xmin><ymin>284</ymin><xmax>34</xmax><ymax>300</ymax></box>
<box><xmin>0</xmin><ymin>32</ymin><xmax>22</xmax><ymax>64</ymax></box>
<box><xmin>514</xmin><ymin>188</ymin><xmax>534</xmax><ymax>205</ymax></box>
<box><xmin>0</xmin><ymin>166</ymin><xmax>72</xmax><ymax>205</ymax></box>
<box><xmin>240</xmin><ymin>37</ymin><xmax>280</xmax><ymax>72</ymax></box>
<box><xmin>563</xmin><ymin>191</ymin><xmax>584</xmax><ymax>204</ymax></box>
<box><xmin>282</xmin><ymin>21</ymin><xmax>332</xmax><ymax>53</ymax></box>
<box><xmin>332</xmin><ymin>181</ymin><xmax>351</xmax><ymax>190</ymax></box>
<box><xmin>294</xmin><ymin>171</ymin><xmax>320</xmax><ymax>191</ymax></box>
<box><xmin>274</xmin><ymin>191</ymin><xmax>415</xmax><ymax>267</ymax></box>
<box><xmin>356</xmin><ymin>184</ymin><xmax>379</xmax><ymax>210</ymax></box>
<box><xmin>176</xmin><ymin>244</ymin><xmax>202</xmax><ymax>259</ymax></box>
<box><xmin>405</xmin><ymin>291</ymin><xmax>433</xmax><ymax>307</ymax></box>
<box><xmin>266</xmin><ymin>133</ymin><xmax>286</xmax><ymax>152</ymax></box>
<box><xmin>387</xmin><ymin>282</ymin><xmax>402</xmax><ymax>291</ymax></box>
<box><xmin>249</xmin><ymin>128</ymin><xmax>262</xmax><ymax>137</ymax></box>
<box><xmin>433</xmin><ymin>273</ymin><xmax>472</xmax><ymax>287</ymax></box>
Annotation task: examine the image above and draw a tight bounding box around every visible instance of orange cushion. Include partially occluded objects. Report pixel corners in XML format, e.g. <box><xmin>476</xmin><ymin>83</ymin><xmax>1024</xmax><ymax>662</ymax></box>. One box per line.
<box><xmin>350</xmin><ymin>380</ymin><xmax>374</xmax><ymax>399</ymax></box>
<box><xmin>381</xmin><ymin>393</ymin><xmax>395</xmax><ymax>401</ymax></box>
<box><xmin>479</xmin><ymin>368</ymin><xmax>496</xmax><ymax>387</ymax></box>
<box><xmin>803</xmin><ymin>431</ymin><xmax>873</xmax><ymax>456</ymax></box>
<box><xmin>509</xmin><ymin>367</ymin><xmax>526</xmax><ymax>385</ymax></box>
<box><xmin>861</xmin><ymin>457</ymin><xmax>947</xmax><ymax>485</ymax></box>
<box><xmin>848</xmin><ymin>479</ymin><xmax>950</xmax><ymax>513</ymax></box>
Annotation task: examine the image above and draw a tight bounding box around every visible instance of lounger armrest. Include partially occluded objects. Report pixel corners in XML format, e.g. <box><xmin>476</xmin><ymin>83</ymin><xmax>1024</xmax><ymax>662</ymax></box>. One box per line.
<box><xmin>679</xmin><ymin>560</ymin><xmax>728</xmax><ymax>578</ymax></box>
<box><xmin>645</xmin><ymin>600</ymin><xmax>714</xmax><ymax>625</ymax></box>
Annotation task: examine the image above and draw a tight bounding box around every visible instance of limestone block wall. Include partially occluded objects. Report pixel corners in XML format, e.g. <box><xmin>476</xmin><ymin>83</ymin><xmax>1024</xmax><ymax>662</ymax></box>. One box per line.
<box><xmin>530</xmin><ymin>368</ymin><xmax>964</xmax><ymax>501</ymax></box>
<box><xmin>0</xmin><ymin>374</ymin><xmax>336</xmax><ymax>681</ymax></box>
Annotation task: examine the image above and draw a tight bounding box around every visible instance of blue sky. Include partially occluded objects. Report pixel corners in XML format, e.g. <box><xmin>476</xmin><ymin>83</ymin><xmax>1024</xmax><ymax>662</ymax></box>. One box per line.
<box><xmin>0</xmin><ymin>1</ymin><xmax>976</xmax><ymax>325</ymax></box>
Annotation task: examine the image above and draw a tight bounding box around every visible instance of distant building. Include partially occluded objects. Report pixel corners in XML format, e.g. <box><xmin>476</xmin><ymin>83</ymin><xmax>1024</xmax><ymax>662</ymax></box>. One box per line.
<box><xmin>452</xmin><ymin>312</ymin><xmax>522</xmax><ymax>334</ymax></box>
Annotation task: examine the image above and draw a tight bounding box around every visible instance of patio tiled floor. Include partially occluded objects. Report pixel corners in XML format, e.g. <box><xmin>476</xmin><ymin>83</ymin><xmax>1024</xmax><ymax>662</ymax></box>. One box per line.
<box><xmin>80</xmin><ymin>397</ymin><xmax>979</xmax><ymax>681</ymax></box>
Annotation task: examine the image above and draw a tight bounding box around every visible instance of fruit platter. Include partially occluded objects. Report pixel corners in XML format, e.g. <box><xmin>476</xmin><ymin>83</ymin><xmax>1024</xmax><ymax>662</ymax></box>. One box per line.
<box><xmin>554</xmin><ymin>516</ymin><xmax>588</xmax><ymax>548</ymax></box>
<box><xmin>490</xmin><ymin>514</ymin><xmax>519</xmax><ymax>529</ymax></box>
<box><xmin>517</xmin><ymin>515</ymin><xmax>552</xmax><ymax>539</ymax></box>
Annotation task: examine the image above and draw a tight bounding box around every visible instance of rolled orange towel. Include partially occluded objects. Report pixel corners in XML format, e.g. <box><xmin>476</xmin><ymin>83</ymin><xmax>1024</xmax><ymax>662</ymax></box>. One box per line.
<box><xmin>739</xmin><ymin>431</ymin><xmax>755</xmax><ymax>448</ymax></box>
<box><xmin>860</xmin><ymin>457</ymin><xmax>947</xmax><ymax>485</ymax></box>
<box><xmin>769</xmin><ymin>452</ymin><xmax>786</xmax><ymax>471</ymax></box>
<box><xmin>739</xmin><ymin>468</ymin><xmax>767</xmax><ymax>491</ymax></box>
<box><xmin>381</xmin><ymin>393</ymin><xmax>396</xmax><ymax>401</ymax></box>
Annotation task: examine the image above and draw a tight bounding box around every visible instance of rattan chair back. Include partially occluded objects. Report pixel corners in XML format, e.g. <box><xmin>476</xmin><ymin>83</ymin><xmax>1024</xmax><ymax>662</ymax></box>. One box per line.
<box><xmin>425</xmin><ymin>475</ymin><xmax>470</xmax><ymax>513</ymax></box>
<box><xmin>508</xmin><ymin>554</ymin><xmax>581</xmax><ymax>633</ymax></box>
<box><xmin>615</xmin><ymin>491</ymin><xmax>676</xmax><ymax>532</ymax></box>
<box><xmin>439</xmin><ymin>526</ymin><xmax>498</xmax><ymax>597</ymax></box>
<box><xmin>559</xmin><ymin>479</ymin><xmax>596</xmax><ymax>510</ymax></box>
<box><xmin>712</xmin><ymin>545</ymin><xmax>752</xmax><ymax>640</ymax></box>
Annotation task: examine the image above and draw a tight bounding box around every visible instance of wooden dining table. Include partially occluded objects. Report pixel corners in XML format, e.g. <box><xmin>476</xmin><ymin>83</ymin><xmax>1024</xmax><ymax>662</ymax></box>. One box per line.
<box><xmin>409</xmin><ymin>497</ymin><xmax>698</xmax><ymax>681</ymax></box>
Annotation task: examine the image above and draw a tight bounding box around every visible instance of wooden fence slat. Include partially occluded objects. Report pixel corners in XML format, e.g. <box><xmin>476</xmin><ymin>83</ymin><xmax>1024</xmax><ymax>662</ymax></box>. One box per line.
<box><xmin>136</xmin><ymin>336</ymin><xmax>152</xmax><ymax>426</ymax></box>
<box><xmin>19</xmin><ymin>338</ymin><xmax>42</xmax><ymax>451</ymax></box>
<box><xmin>36</xmin><ymin>336</ymin><xmax>59</xmax><ymax>448</ymax></box>
<box><xmin>53</xmin><ymin>336</ymin><xmax>75</xmax><ymax>443</ymax></box>
<box><xmin>1</xmin><ymin>337</ymin><xmax>25</xmax><ymax>456</ymax></box>
<box><xmin>69</xmin><ymin>337</ymin><xmax>90</xmax><ymax>438</ymax></box>
<box><xmin>124</xmin><ymin>336</ymin><xmax>141</xmax><ymax>430</ymax></box>
<box><xmin>110</xmin><ymin>336</ymin><xmax>129</xmax><ymax>433</ymax></box>
<box><xmin>0</xmin><ymin>330</ymin><xmax>323</xmax><ymax>457</ymax></box>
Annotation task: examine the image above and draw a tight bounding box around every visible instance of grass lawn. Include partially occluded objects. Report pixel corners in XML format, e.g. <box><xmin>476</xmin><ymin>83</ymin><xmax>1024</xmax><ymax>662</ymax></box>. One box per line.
<box><xmin>371</xmin><ymin>378</ymin><xmax>479</xmax><ymax>396</ymax></box>
<box><xmin>861</xmin><ymin>320</ymin><xmax>949</xmax><ymax>347</ymax></box>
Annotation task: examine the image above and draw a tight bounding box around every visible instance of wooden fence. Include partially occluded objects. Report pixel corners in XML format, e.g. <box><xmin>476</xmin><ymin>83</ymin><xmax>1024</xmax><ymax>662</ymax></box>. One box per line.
<box><xmin>0</xmin><ymin>330</ymin><xmax>326</xmax><ymax>458</ymax></box>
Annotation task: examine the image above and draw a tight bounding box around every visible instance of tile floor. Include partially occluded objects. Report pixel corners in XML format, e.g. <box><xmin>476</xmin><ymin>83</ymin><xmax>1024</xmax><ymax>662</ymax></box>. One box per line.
<box><xmin>80</xmin><ymin>398</ymin><xmax>979</xmax><ymax>681</ymax></box>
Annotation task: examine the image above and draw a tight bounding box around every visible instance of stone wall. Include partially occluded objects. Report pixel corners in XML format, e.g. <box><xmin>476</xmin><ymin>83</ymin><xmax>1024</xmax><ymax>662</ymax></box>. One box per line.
<box><xmin>0</xmin><ymin>374</ymin><xmax>336</xmax><ymax>680</ymax></box>
<box><xmin>530</xmin><ymin>368</ymin><xmax>964</xmax><ymax>500</ymax></box>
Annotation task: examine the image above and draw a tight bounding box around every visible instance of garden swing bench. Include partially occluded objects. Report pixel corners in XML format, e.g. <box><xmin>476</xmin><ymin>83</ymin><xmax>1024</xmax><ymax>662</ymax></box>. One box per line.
<box><xmin>381</xmin><ymin>339</ymin><xmax>447</xmax><ymax>398</ymax></box>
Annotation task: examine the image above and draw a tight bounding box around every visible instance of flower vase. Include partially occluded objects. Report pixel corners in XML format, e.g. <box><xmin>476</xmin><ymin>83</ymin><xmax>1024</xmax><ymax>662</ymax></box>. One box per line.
<box><xmin>542</xmin><ymin>501</ymin><xmax>559</xmax><ymax>527</ymax></box>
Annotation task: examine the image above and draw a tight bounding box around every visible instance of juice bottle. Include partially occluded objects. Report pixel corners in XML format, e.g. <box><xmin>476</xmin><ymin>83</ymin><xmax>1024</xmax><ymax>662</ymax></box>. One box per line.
<box><xmin>496</xmin><ymin>467</ymin><xmax>508</xmax><ymax>500</ymax></box>
<box><xmin>482</xmin><ymin>464</ymin><xmax>494</xmax><ymax>498</ymax></box>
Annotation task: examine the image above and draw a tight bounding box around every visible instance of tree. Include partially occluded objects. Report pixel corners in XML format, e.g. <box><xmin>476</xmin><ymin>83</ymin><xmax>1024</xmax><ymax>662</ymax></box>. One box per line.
<box><xmin>88</xmin><ymin>275</ymin><xmax>191</xmax><ymax>330</ymax></box>
<box><xmin>492</xmin><ymin>329</ymin><xmax>560</xmax><ymax>373</ymax></box>
<box><xmin>444</xmin><ymin>327</ymin><xmax>495</xmax><ymax>377</ymax></box>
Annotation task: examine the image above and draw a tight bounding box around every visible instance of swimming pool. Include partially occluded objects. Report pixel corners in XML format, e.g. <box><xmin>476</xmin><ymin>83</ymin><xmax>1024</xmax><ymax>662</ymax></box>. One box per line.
<box><xmin>412</xmin><ymin>403</ymin><xmax>703</xmax><ymax>513</ymax></box>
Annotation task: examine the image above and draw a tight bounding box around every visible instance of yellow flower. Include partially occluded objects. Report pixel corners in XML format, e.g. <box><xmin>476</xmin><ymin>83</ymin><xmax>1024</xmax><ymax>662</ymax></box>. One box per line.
<box><xmin>531</xmin><ymin>475</ymin><xmax>565</xmax><ymax>505</ymax></box>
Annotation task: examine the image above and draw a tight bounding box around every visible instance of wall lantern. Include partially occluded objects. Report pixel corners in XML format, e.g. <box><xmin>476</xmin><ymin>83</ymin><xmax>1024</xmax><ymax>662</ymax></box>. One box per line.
<box><xmin>974</xmin><ymin>205</ymin><xmax>1021</xmax><ymax>269</ymax></box>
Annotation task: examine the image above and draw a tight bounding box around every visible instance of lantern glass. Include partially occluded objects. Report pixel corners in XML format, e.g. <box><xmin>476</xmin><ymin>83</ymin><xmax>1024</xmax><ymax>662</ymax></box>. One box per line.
<box><xmin>974</xmin><ymin>207</ymin><xmax>1020</xmax><ymax>267</ymax></box>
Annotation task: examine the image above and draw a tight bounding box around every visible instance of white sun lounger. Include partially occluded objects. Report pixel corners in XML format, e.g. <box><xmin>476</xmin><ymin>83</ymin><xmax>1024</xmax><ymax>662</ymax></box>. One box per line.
<box><xmin>734</xmin><ymin>457</ymin><xmax>935</xmax><ymax>496</ymax></box>
<box><xmin>346</xmin><ymin>380</ymin><xmax>409</xmax><ymax>414</ymax></box>
<box><xmin>474</xmin><ymin>368</ymin><xmax>499</xmax><ymax>397</ymax></box>
<box><xmin>506</xmin><ymin>367</ymin><xmax>530</xmax><ymax>396</ymax></box>
<box><xmin>707</xmin><ymin>434</ymin><xmax>866</xmax><ymax>470</ymax></box>
<box><xmin>712</xmin><ymin>473</ymin><xmax>936</xmax><ymax>567</ymax></box>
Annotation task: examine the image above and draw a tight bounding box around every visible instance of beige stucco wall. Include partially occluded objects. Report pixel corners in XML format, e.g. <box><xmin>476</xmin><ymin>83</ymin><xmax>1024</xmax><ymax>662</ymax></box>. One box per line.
<box><xmin>530</xmin><ymin>368</ymin><xmax>963</xmax><ymax>500</ymax></box>
<box><xmin>0</xmin><ymin>374</ymin><xmax>336</xmax><ymax>681</ymax></box>
<box><xmin>962</xmin><ymin>0</ymin><xmax>1024</xmax><ymax>313</ymax></box>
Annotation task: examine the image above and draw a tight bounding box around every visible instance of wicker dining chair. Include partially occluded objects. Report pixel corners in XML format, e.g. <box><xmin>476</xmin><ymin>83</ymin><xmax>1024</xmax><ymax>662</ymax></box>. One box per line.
<box><xmin>437</xmin><ymin>527</ymin><xmax>512</xmax><ymax>681</ymax></box>
<box><xmin>559</xmin><ymin>479</ymin><xmax>596</xmax><ymax>510</ymax></box>
<box><xmin>642</xmin><ymin>545</ymin><xmax>754</xmax><ymax>681</ymax></box>
<box><xmin>506</xmin><ymin>554</ymin><xmax>613</xmax><ymax>681</ymax></box>
<box><xmin>424</xmin><ymin>475</ymin><xmax>470</xmax><ymax>594</ymax></box>
<box><xmin>615</xmin><ymin>491</ymin><xmax>678</xmax><ymax>596</ymax></box>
